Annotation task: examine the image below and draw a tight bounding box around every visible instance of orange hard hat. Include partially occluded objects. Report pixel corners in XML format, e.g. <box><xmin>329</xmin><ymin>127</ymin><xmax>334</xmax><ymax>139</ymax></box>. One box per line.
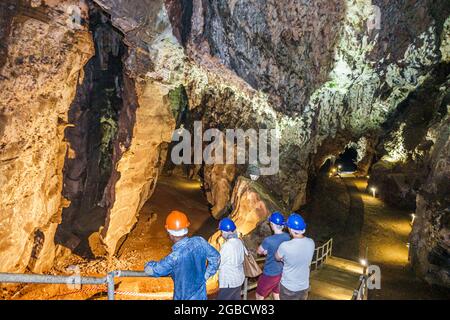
<box><xmin>165</xmin><ymin>210</ymin><xmax>191</xmax><ymax>231</ymax></box>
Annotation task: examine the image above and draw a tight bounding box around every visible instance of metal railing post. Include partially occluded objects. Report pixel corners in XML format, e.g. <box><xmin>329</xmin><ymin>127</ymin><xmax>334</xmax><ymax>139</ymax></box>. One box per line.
<box><xmin>107</xmin><ymin>272</ymin><xmax>115</xmax><ymax>301</ymax></box>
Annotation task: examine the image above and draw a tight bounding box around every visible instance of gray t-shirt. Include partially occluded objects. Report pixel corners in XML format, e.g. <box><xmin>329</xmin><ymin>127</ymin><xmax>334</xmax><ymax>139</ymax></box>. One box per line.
<box><xmin>277</xmin><ymin>237</ymin><xmax>315</xmax><ymax>292</ymax></box>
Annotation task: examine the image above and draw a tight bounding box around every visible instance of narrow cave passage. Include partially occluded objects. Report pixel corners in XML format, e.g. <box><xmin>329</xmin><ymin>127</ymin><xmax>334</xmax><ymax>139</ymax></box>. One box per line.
<box><xmin>335</xmin><ymin>147</ymin><xmax>358</xmax><ymax>173</ymax></box>
<box><xmin>55</xmin><ymin>5</ymin><xmax>126</xmax><ymax>258</ymax></box>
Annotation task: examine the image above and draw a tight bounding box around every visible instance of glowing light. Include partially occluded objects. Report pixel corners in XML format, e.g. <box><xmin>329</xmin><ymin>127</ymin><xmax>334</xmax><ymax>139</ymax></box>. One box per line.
<box><xmin>370</xmin><ymin>187</ymin><xmax>377</xmax><ymax>198</ymax></box>
<box><xmin>411</xmin><ymin>214</ymin><xmax>416</xmax><ymax>225</ymax></box>
<box><xmin>176</xmin><ymin>124</ymin><xmax>185</xmax><ymax>135</ymax></box>
<box><xmin>360</xmin><ymin>259</ymin><xmax>368</xmax><ymax>267</ymax></box>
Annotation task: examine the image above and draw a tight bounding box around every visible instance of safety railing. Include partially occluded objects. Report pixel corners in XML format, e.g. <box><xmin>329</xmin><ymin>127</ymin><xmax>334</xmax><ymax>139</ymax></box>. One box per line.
<box><xmin>351</xmin><ymin>272</ymin><xmax>376</xmax><ymax>300</ymax></box>
<box><xmin>0</xmin><ymin>270</ymin><xmax>151</xmax><ymax>300</ymax></box>
<box><xmin>0</xmin><ymin>238</ymin><xmax>334</xmax><ymax>300</ymax></box>
<box><xmin>352</xmin><ymin>275</ymin><xmax>367</xmax><ymax>300</ymax></box>
<box><xmin>241</xmin><ymin>238</ymin><xmax>333</xmax><ymax>299</ymax></box>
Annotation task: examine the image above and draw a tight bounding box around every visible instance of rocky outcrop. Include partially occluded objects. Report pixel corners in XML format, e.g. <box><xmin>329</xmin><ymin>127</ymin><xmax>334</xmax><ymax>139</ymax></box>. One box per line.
<box><xmin>0</xmin><ymin>1</ymin><xmax>93</xmax><ymax>272</ymax></box>
<box><xmin>203</xmin><ymin>163</ymin><xmax>236</xmax><ymax>219</ymax></box>
<box><xmin>410</xmin><ymin>114</ymin><xmax>450</xmax><ymax>287</ymax></box>
<box><xmin>200</xmin><ymin>0</ymin><xmax>345</xmax><ymax>114</ymax></box>
<box><xmin>209</xmin><ymin>176</ymin><xmax>284</xmax><ymax>250</ymax></box>
<box><xmin>100</xmin><ymin>79</ymin><xmax>176</xmax><ymax>255</ymax></box>
<box><xmin>90</xmin><ymin>0</ymin><xmax>183</xmax><ymax>255</ymax></box>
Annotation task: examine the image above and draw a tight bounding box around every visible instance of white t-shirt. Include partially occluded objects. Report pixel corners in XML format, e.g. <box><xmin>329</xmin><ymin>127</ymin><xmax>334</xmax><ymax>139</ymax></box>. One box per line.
<box><xmin>277</xmin><ymin>237</ymin><xmax>315</xmax><ymax>292</ymax></box>
<box><xmin>218</xmin><ymin>238</ymin><xmax>246</xmax><ymax>288</ymax></box>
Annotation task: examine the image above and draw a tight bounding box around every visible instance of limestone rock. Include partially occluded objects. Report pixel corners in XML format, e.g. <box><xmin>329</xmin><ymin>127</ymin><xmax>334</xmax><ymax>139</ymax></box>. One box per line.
<box><xmin>0</xmin><ymin>1</ymin><xmax>93</xmax><ymax>272</ymax></box>
<box><xmin>209</xmin><ymin>176</ymin><xmax>284</xmax><ymax>249</ymax></box>
<box><xmin>410</xmin><ymin>114</ymin><xmax>450</xmax><ymax>287</ymax></box>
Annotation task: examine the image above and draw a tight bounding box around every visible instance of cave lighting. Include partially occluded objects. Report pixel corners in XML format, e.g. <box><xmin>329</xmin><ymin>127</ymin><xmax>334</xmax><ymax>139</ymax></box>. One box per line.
<box><xmin>176</xmin><ymin>124</ymin><xmax>185</xmax><ymax>135</ymax></box>
<box><xmin>359</xmin><ymin>259</ymin><xmax>368</xmax><ymax>267</ymax></box>
<box><xmin>411</xmin><ymin>214</ymin><xmax>416</xmax><ymax>225</ymax></box>
<box><xmin>370</xmin><ymin>187</ymin><xmax>377</xmax><ymax>198</ymax></box>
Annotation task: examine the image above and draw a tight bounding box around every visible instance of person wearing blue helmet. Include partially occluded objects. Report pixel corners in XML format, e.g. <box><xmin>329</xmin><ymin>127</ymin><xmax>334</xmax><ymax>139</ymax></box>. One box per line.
<box><xmin>255</xmin><ymin>212</ymin><xmax>290</xmax><ymax>300</ymax></box>
<box><xmin>216</xmin><ymin>217</ymin><xmax>245</xmax><ymax>300</ymax></box>
<box><xmin>276</xmin><ymin>213</ymin><xmax>315</xmax><ymax>300</ymax></box>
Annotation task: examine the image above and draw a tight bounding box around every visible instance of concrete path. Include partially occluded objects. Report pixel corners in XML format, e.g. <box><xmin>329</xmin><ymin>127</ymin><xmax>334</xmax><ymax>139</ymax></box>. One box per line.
<box><xmin>309</xmin><ymin>256</ymin><xmax>363</xmax><ymax>300</ymax></box>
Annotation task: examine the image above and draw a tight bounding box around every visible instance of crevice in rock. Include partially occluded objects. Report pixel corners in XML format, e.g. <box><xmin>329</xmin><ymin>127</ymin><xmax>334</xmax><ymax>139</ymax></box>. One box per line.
<box><xmin>26</xmin><ymin>229</ymin><xmax>45</xmax><ymax>271</ymax></box>
<box><xmin>55</xmin><ymin>3</ymin><xmax>128</xmax><ymax>258</ymax></box>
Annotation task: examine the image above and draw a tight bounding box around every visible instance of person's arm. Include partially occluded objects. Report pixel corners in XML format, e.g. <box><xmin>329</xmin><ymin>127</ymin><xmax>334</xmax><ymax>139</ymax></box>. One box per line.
<box><xmin>257</xmin><ymin>239</ymin><xmax>269</xmax><ymax>255</ymax></box>
<box><xmin>203</xmin><ymin>240</ymin><xmax>221</xmax><ymax>280</ymax></box>
<box><xmin>275</xmin><ymin>244</ymin><xmax>285</xmax><ymax>262</ymax></box>
<box><xmin>144</xmin><ymin>254</ymin><xmax>175</xmax><ymax>277</ymax></box>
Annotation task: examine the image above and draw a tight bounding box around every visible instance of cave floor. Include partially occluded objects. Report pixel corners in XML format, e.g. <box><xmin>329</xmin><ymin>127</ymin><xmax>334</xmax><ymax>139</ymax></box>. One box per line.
<box><xmin>306</xmin><ymin>173</ymin><xmax>449</xmax><ymax>300</ymax></box>
<box><xmin>352</xmin><ymin>175</ymin><xmax>450</xmax><ymax>300</ymax></box>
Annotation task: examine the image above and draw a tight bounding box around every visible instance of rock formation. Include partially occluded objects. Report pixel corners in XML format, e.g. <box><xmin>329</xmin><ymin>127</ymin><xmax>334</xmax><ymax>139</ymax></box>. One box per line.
<box><xmin>0</xmin><ymin>0</ymin><xmax>93</xmax><ymax>272</ymax></box>
<box><xmin>0</xmin><ymin>0</ymin><xmax>448</xmax><ymax>288</ymax></box>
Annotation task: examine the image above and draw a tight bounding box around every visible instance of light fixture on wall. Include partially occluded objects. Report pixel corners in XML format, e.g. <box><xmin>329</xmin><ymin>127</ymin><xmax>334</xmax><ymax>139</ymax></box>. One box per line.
<box><xmin>247</xmin><ymin>164</ymin><xmax>261</xmax><ymax>181</ymax></box>
<box><xmin>370</xmin><ymin>187</ymin><xmax>377</xmax><ymax>198</ymax></box>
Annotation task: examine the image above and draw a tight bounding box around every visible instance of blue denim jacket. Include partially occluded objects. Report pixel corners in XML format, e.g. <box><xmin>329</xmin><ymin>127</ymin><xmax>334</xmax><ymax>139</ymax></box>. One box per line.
<box><xmin>144</xmin><ymin>236</ymin><xmax>220</xmax><ymax>300</ymax></box>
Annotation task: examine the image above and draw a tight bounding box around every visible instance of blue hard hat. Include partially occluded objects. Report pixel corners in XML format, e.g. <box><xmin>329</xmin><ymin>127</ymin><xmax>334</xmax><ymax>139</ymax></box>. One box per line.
<box><xmin>219</xmin><ymin>218</ymin><xmax>236</xmax><ymax>232</ymax></box>
<box><xmin>286</xmin><ymin>213</ymin><xmax>306</xmax><ymax>231</ymax></box>
<box><xmin>268</xmin><ymin>212</ymin><xmax>285</xmax><ymax>226</ymax></box>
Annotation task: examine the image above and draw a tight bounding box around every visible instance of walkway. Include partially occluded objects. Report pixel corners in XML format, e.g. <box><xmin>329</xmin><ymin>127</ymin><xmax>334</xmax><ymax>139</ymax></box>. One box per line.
<box><xmin>112</xmin><ymin>175</ymin><xmax>218</xmax><ymax>299</ymax></box>
<box><xmin>351</xmin><ymin>176</ymin><xmax>450</xmax><ymax>299</ymax></box>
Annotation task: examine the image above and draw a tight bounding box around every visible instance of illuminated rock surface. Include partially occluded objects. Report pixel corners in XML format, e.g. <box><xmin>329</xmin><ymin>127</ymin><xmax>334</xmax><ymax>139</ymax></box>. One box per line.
<box><xmin>0</xmin><ymin>0</ymin><xmax>448</xmax><ymax>288</ymax></box>
<box><xmin>0</xmin><ymin>0</ymin><xmax>93</xmax><ymax>272</ymax></box>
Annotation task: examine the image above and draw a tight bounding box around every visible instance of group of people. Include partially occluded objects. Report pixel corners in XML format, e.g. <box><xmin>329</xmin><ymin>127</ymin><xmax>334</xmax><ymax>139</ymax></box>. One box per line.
<box><xmin>144</xmin><ymin>210</ymin><xmax>315</xmax><ymax>300</ymax></box>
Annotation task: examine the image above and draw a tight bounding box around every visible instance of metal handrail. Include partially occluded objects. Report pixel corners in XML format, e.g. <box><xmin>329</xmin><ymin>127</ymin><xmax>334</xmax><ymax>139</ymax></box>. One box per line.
<box><xmin>0</xmin><ymin>239</ymin><xmax>334</xmax><ymax>300</ymax></box>
<box><xmin>253</xmin><ymin>238</ymin><xmax>333</xmax><ymax>269</ymax></box>
<box><xmin>351</xmin><ymin>272</ymin><xmax>375</xmax><ymax>300</ymax></box>
<box><xmin>242</xmin><ymin>238</ymin><xmax>334</xmax><ymax>299</ymax></box>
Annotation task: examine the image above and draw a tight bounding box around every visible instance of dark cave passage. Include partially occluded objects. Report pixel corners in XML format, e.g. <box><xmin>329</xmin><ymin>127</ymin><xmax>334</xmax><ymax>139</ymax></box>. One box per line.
<box><xmin>55</xmin><ymin>5</ymin><xmax>127</xmax><ymax>258</ymax></box>
<box><xmin>336</xmin><ymin>147</ymin><xmax>358</xmax><ymax>173</ymax></box>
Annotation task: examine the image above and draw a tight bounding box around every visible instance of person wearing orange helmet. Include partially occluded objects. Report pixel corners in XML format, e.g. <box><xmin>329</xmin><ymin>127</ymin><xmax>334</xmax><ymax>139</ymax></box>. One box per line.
<box><xmin>144</xmin><ymin>210</ymin><xmax>220</xmax><ymax>300</ymax></box>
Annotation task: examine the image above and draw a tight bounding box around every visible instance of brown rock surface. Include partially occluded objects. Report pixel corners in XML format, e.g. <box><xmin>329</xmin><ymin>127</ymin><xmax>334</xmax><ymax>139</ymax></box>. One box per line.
<box><xmin>0</xmin><ymin>1</ymin><xmax>93</xmax><ymax>272</ymax></box>
<box><xmin>209</xmin><ymin>176</ymin><xmax>284</xmax><ymax>250</ymax></box>
<box><xmin>100</xmin><ymin>80</ymin><xmax>176</xmax><ymax>254</ymax></box>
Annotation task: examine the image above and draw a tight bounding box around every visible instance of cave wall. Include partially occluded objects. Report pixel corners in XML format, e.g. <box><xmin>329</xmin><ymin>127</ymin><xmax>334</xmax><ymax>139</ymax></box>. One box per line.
<box><xmin>0</xmin><ymin>0</ymin><xmax>93</xmax><ymax>272</ymax></box>
<box><xmin>410</xmin><ymin>113</ymin><xmax>450</xmax><ymax>287</ymax></box>
<box><xmin>55</xmin><ymin>4</ymin><xmax>127</xmax><ymax>257</ymax></box>
<box><xmin>91</xmin><ymin>0</ymin><xmax>183</xmax><ymax>255</ymax></box>
<box><xmin>182</xmin><ymin>0</ymin><xmax>449</xmax><ymax>286</ymax></box>
<box><xmin>0</xmin><ymin>0</ymin><xmax>448</xmax><ymax>287</ymax></box>
<box><xmin>181</xmin><ymin>0</ymin><xmax>448</xmax><ymax>214</ymax></box>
